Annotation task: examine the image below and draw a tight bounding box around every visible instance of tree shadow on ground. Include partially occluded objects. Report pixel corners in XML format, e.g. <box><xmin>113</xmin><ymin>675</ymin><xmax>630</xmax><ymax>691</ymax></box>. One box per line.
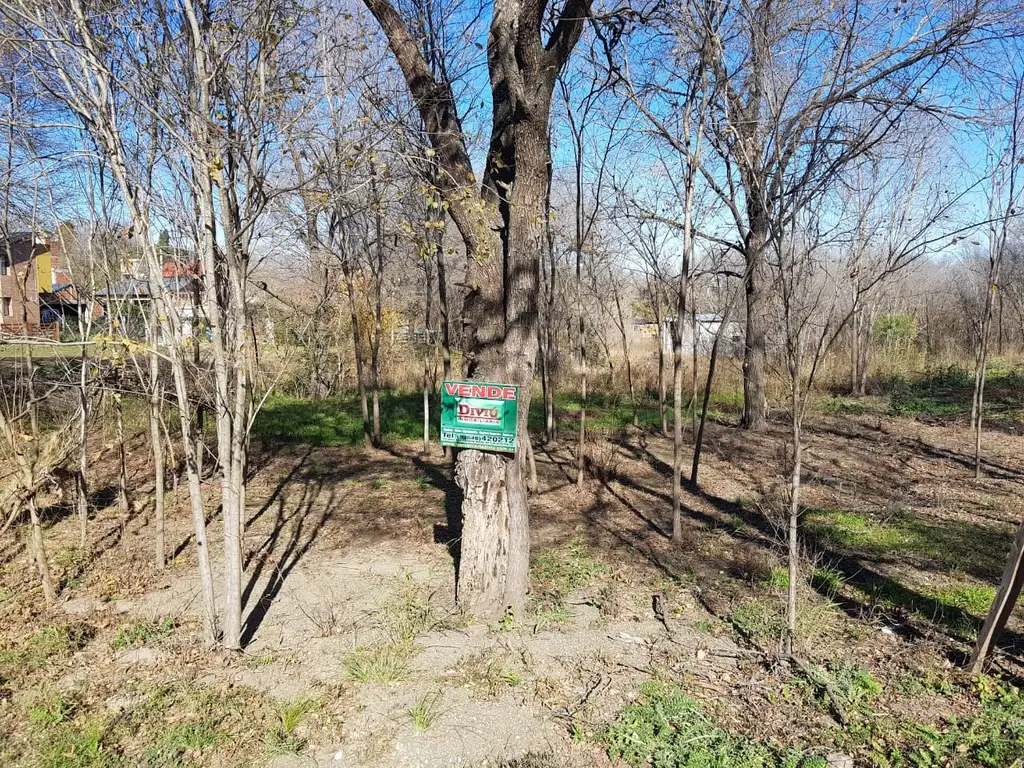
<box><xmin>240</xmin><ymin>479</ymin><xmax>336</xmax><ymax>647</ymax></box>
<box><xmin>382</xmin><ymin>446</ymin><xmax>462</xmax><ymax>577</ymax></box>
<box><xmin>607</xmin><ymin>432</ymin><xmax>1023</xmax><ymax>663</ymax></box>
<box><xmin>238</xmin><ymin>444</ymin><xmax>449</xmax><ymax>647</ymax></box>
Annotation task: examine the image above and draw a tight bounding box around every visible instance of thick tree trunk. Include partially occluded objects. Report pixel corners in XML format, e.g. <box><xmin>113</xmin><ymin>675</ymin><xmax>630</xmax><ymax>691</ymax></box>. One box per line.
<box><xmin>454</xmin><ymin>114</ymin><xmax>546</xmax><ymax>618</ymax></box>
<box><xmin>742</xmin><ymin>218</ymin><xmax>770</xmax><ymax>431</ymax></box>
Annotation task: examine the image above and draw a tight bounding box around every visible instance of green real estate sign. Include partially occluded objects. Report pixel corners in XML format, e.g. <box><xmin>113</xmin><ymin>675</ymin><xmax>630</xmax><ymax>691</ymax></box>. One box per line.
<box><xmin>440</xmin><ymin>381</ymin><xmax>519</xmax><ymax>453</ymax></box>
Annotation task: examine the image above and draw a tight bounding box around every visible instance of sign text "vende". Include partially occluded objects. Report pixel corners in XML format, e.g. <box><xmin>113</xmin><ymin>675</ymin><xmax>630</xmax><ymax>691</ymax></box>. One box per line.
<box><xmin>443</xmin><ymin>383</ymin><xmax>518</xmax><ymax>401</ymax></box>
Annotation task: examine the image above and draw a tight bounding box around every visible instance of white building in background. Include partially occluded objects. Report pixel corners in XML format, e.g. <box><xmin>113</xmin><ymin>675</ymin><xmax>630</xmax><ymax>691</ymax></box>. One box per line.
<box><xmin>661</xmin><ymin>314</ymin><xmax>743</xmax><ymax>357</ymax></box>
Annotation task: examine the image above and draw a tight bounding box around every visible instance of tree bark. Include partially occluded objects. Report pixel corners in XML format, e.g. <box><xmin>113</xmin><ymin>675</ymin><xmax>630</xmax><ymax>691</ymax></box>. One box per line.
<box><xmin>787</xmin><ymin>377</ymin><xmax>801</xmax><ymax>656</ymax></box>
<box><xmin>363</xmin><ymin>0</ymin><xmax>590</xmax><ymax>619</ymax></box>
<box><xmin>370</xmin><ymin>171</ymin><xmax>385</xmax><ymax>448</ymax></box>
<box><xmin>341</xmin><ymin>251</ymin><xmax>372</xmax><ymax>449</ymax></box>
<box><xmin>150</xmin><ymin>335</ymin><xmax>165</xmax><ymax>569</ymax></box>
<box><xmin>969</xmin><ymin>517</ymin><xmax>1024</xmax><ymax>672</ymax></box>
<box><xmin>742</xmin><ymin>216</ymin><xmax>770</xmax><ymax>431</ymax></box>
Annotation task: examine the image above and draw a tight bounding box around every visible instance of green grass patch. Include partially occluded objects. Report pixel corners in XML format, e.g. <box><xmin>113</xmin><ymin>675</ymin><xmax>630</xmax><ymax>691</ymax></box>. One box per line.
<box><xmin>845</xmin><ymin>677</ymin><xmax>1024</xmax><ymax>767</ymax></box>
<box><xmin>25</xmin><ymin>691</ymin><xmax>120</xmax><ymax>768</ymax></box>
<box><xmin>264</xmin><ymin>696</ymin><xmax>319</xmax><ymax>757</ymax></box>
<box><xmin>816</xmin><ymin>396</ymin><xmax>884</xmax><ymax>415</ymax></box>
<box><xmin>343</xmin><ymin>641</ymin><xmax>414</xmax><ymax>683</ymax></box>
<box><xmin>530</xmin><ymin>538</ymin><xmax>607</xmax><ymax>626</ymax></box>
<box><xmin>0</xmin><ymin>623</ymin><xmax>94</xmax><ymax>681</ymax></box>
<box><xmin>928</xmin><ymin>582</ymin><xmax>995</xmax><ymax>616</ymax></box>
<box><xmin>143</xmin><ymin>720</ymin><xmax>226</xmax><ymax>767</ymax></box>
<box><xmin>803</xmin><ymin>509</ymin><xmax>1010</xmax><ymax>580</ymax></box>
<box><xmin>409</xmin><ymin>691</ymin><xmax>442</xmax><ymax>732</ymax></box>
<box><xmin>882</xmin><ymin>362</ymin><xmax>1024</xmax><ymax>419</ymax></box>
<box><xmin>253</xmin><ymin>392</ymin><xmax>439</xmax><ymax>446</ymax></box>
<box><xmin>605</xmin><ymin>682</ymin><xmax>825</xmax><ymax>767</ymax></box>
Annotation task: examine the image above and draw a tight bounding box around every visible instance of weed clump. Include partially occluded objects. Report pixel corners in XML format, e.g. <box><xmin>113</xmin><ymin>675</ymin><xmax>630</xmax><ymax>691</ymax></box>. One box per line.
<box><xmin>605</xmin><ymin>682</ymin><xmax>824</xmax><ymax>767</ymax></box>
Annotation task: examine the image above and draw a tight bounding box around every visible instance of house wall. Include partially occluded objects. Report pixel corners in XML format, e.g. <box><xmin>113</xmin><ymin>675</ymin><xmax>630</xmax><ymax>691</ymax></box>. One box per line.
<box><xmin>0</xmin><ymin>238</ymin><xmax>42</xmax><ymax>329</ymax></box>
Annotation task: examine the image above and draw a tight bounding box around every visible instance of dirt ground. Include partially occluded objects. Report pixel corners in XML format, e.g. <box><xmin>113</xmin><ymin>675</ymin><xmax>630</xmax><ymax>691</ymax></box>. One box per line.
<box><xmin>0</xmin><ymin>404</ymin><xmax>1022</xmax><ymax>766</ymax></box>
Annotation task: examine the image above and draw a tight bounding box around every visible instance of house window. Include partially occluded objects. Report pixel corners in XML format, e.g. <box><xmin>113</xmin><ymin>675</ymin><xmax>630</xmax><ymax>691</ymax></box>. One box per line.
<box><xmin>0</xmin><ymin>251</ymin><xmax>8</xmax><ymax>276</ymax></box>
<box><xmin>1</xmin><ymin>297</ymin><xmax>11</xmax><ymax>317</ymax></box>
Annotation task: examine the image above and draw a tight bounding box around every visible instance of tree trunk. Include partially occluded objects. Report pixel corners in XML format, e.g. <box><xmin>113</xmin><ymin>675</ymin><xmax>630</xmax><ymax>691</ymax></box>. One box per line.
<box><xmin>341</xmin><ymin>255</ymin><xmax>372</xmax><ymax>449</ymax></box>
<box><xmin>610</xmin><ymin>273</ymin><xmax>638</xmax><ymax>428</ymax></box>
<box><xmin>543</xmin><ymin>177</ymin><xmax>557</xmax><ymax>443</ymax></box>
<box><xmin>150</xmin><ymin>387</ymin><xmax>165</xmax><ymax>569</ymax></box>
<box><xmin>370</xmin><ymin>174</ymin><xmax>385</xmax><ymax>448</ymax></box>
<box><xmin>691</xmin><ymin>309</ymin><xmax>728</xmax><ymax>486</ymax></box>
<box><xmin>149</xmin><ymin>301</ymin><xmax>165</xmax><ymax>568</ymax></box>
<box><xmin>786</xmin><ymin>376</ymin><xmax>802</xmax><ymax>656</ymax></box>
<box><xmin>27</xmin><ymin>496</ymin><xmax>55</xmax><ymax>605</ymax></box>
<box><xmin>671</xmin><ymin>289</ymin><xmax>685</xmax><ymax>542</ymax></box>
<box><xmin>655</xmin><ymin>299</ymin><xmax>668</xmax><ymax>438</ymax></box>
<box><xmin>742</xmin><ymin>218</ymin><xmax>770</xmax><ymax>431</ymax></box>
<box><xmin>115</xmin><ymin>392</ymin><xmax>130</xmax><ymax>522</ymax></box>
<box><xmin>422</xmin><ymin>227</ymin><xmax>435</xmax><ymax>456</ymax></box>
<box><xmin>690</xmin><ymin>301</ymin><xmax>698</xmax><ymax>439</ymax></box>
<box><xmin>77</xmin><ymin>350</ymin><xmax>89</xmax><ymax>550</ymax></box>
<box><xmin>972</xmin><ymin>247</ymin><xmax>1003</xmax><ymax>477</ymax></box>
<box><xmin>454</xmin><ymin>114</ymin><xmax>546</xmax><ymax>618</ymax></box>
<box><xmin>525</xmin><ymin>432</ymin><xmax>538</xmax><ymax>493</ymax></box>
<box><xmin>969</xmin><ymin>516</ymin><xmax>1024</xmax><ymax>672</ymax></box>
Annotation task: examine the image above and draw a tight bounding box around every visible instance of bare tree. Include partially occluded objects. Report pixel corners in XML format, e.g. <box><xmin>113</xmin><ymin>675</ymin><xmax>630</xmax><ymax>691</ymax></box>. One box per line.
<box><xmin>970</xmin><ymin>68</ymin><xmax>1024</xmax><ymax>479</ymax></box>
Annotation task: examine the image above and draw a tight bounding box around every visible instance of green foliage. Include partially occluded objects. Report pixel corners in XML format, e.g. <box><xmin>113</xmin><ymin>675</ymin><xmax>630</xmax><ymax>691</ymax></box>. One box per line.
<box><xmin>823</xmin><ymin>662</ymin><xmax>883</xmax><ymax>710</ymax></box>
<box><xmin>883</xmin><ymin>362</ymin><xmax>1024</xmax><ymax>419</ymax></box>
<box><xmin>112</xmin><ymin>617</ymin><xmax>176</xmax><ymax>650</ymax></box>
<box><xmin>816</xmin><ymin>397</ymin><xmax>880</xmax><ymax>416</ymax></box>
<box><xmin>604</xmin><ymin>683</ymin><xmax>825</xmax><ymax>767</ymax></box>
<box><xmin>850</xmin><ymin>677</ymin><xmax>1024</xmax><ymax>768</ymax></box>
<box><xmin>377</xmin><ymin>573</ymin><xmax>440</xmax><ymax>642</ymax></box>
<box><xmin>803</xmin><ymin>509</ymin><xmax>1009</xmax><ymax>581</ymax></box>
<box><xmin>927</xmin><ymin>583</ymin><xmax>994</xmax><ymax>617</ymax></box>
<box><xmin>532</xmin><ymin>538</ymin><xmax>607</xmax><ymax>604</ymax></box>
<box><xmin>253</xmin><ymin>393</ymin><xmax>439</xmax><ymax>446</ymax></box>
<box><xmin>762</xmin><ymin>567</ymin><xmax>790</xmax><ymax>591</ymax></box>
<box><xmin>729</xmin><ymin>597</ymin><xmax>838</xmax><ymax>650</ymax></box>
<box><xmin>810</xmin><ymin>567</ymin><xmax>845</xmax><ymax>596</ymax></box>
<box><xmin>874</xmin><ymin>314</ymin><xmax>919</xmax><ymax>349</ymax></box>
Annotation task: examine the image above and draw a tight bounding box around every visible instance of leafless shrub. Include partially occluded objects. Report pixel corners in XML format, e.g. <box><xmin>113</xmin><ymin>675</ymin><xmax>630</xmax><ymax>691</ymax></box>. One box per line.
<box><xmin>583</xmin><ymin>428</ymin><xmax>620</xmax><ymax>482</ymax></box>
